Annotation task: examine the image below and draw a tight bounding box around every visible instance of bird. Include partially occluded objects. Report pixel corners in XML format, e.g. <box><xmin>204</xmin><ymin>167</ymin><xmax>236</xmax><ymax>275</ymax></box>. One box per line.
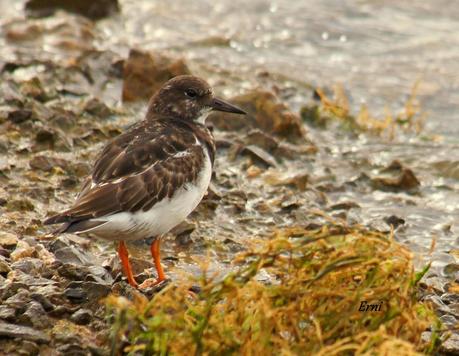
<box><xmin>43</xmin><ymin>75</ymin><xmax>246</xmax><ymax>289</ymax></box>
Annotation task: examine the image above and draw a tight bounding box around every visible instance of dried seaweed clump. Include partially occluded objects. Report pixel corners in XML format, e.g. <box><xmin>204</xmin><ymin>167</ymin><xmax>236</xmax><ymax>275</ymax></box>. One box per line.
<box><xmin>301</xmin><ymin>82</ymin><xmax>425</xmax><ymax>139</ymax></box>
<box><xmin>107</xmin><ymin>225</ymin><xmax>439</xmax><ymax>355</ymax></box>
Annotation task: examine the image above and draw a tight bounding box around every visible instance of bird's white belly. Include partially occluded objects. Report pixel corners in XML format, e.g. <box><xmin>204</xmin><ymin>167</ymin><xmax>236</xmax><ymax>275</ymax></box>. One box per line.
<box><xmin>82</xmin><ymin>150</ymin><xmax>212</xmax><ymax>241</ymax></box>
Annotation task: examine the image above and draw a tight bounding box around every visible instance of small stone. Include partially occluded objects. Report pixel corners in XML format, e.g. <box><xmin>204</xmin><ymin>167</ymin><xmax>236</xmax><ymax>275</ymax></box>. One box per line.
<box><xmin>11</xmin><ymin>258</ymin><xmax>44</xmax><ymax>276</ymax></box>
<box><xmin>53</xmin><ymin>246</ymin><xmax>93</xmax><ymax>266</ymax></box>
<box><xmin>66</xmin><ymin>281</ymin><xmax>111</xmax><ymax>302</ymax></box>
<box><xmin>7</xmin><ymin>109</ymin><xmax>32</xmax><ymax>124</ymax></box>
<box><xmin>8</xmin><ymin>270</ymin><xmax>55</xmax><ymax>287</ymax></box>
<box><xmin>0</xmin><ymin>305</ymin><xmax>16</xmax><ymax>321</ymax></box>
<box><xmin>25</xmin><ymin>0</ymin><xmax>119</xmax><ymax>20</ymax></box>
<box><xmin>56</xmin><ymin>344</ymin><xmax>87</xmax><ymax>354</ymax></box>
<box><xmin>443</xmin><ymin>263</ymin><xmax>459</xmax><ymax>279</ymax></box>
<box><xmin>439</xmin><ymin>314</ymin><xmax>457</xmax><ymax>328</ymax></box>
<box><xmin>48</xmin><ymin>305</ymin><xmax>75</xmax><ymax>317</ymax></box>
<box><xmin>371</xmin><ymin>166</ymin><xmax>420</xmax><ymax>191</ymax></box>
<box><xmin>70</xmin><ymin>309</ymin><xmax>92</xmax><ymax>325</ymax></box>
<box><xmin>10</xmin><ymin>241</ymin><xmax>36</xmax><ymax>261</ymax></box>
<box><xmin>0</xmin><ymin>322</ymin><xmax>50</xmax><ymax>343</ymax></box>
<box><xmin>0</xmin><ymin>259</ymin><xmax>11</xmax><ymax>275</ymax></box>
<box><xmin>83</xmin><ymin>97</ymin><xmax>112</xmax><ymax>118</ymax></box>
<box><xmin>29</xmin><ymin>155</ymin><xmax>69</xmax><ymax>172</ymax></box>
<box><xmin>30</xmin><ymin>293</ymin><xmax>55</xmax><ymax>312</ymax></box>
<box><xmin>245</xmin><ymin>130</ymin><xmax>279</xmax><ymax>152</ymax></box>
<box><xmin>0</xmin><ymin>232</ymin><xmax>18</xmax><ymax>248</ymax></box>
<box><xmin>384</xmin><ymin>215</ymin><xmax>405</xmax><ymax>229</ymax></box>
<box><xmin>330</xmin><ymin>201</ymin><xmax>361</xmax><ymax>211</ymax></box>
<box><xmin>4</xmin><ymin>289</ymin><xmax>31</xmax><ymax>311</ymax></box>
<box><xmin>441</xmin><ymin>293</ymin><xmax>459</xmax><ymax>305</ymax></box>
<box><xmin>64</xmin><ymin>288</ymin><xmax>87</xmax><ymax>303</ymax></box>
<box><xmin>209</xmin><ymin>90</ymin><xmax>305</xmax><ymax>141</ymax></box>
<box><xmin>122</xmin><ymin>49</ymin><xmax>191</xmax><ymax>102</ymax></box>
<box><xmin>241</xmin><ymin>145</ymin><xmax>278</xmax><ymax>168</ymax></box>
<box><xmin>439</xmin><ymin>331</ymin><xmax>459</xmax><ymax>355</ymax></box>
<box><xmin>20</xmin><ymin>301</ymin><xmax>50</xmax><ymax>329</ymax></box>
<box><xmin>18</xmin><ymin>340</ymin><xmax>39</xmax><ymax>356</ymax></box>
<box><xmin>58</xmin><ymin>263</ymin><xmax>87</xmax><ymax>281</ymax></box>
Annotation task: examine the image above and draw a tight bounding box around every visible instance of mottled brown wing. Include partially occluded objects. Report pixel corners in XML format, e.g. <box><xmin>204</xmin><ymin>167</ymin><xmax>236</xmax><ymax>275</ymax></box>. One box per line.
<box><xmin>62</xmin><ymin>146</ymin><xmax>204</xmax><ymax>220</ymax></box>
<box><xmin>91</xmin><ymin>120</ymin><xmax>196</xmax><ymax>184</ymax></box>
<box><xmin>44</xmin><ymin>120</ymin><xmax>205</xmax><ymax>225</ymax></box>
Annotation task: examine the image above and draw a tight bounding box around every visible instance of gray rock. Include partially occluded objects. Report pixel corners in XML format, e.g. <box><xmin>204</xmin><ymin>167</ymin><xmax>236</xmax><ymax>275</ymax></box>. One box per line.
<box><xmin>11</xmin><ymin>258</ymin><xmax>44</xmax><ymax>276</ymax></box>
<box><xmin>20</xmin><ymin>301</ymin><xmax>50</xmax><ymax>329</ymax></box>
<box><xmin>48</xmin><ymin>305</ymin><xmax>78</xmax><ymax>318</ymax></box>
<box><xmin>86</xmin><ymin>265</ymin><xmax>114</xmax><ymax>284</ymax></box>
<box><xmin>0</xmin><ymin>305</ymin><xmax>16</xmax><ymax>321</ymax></box>
<box><xmin>70</xmin><ymin>308</ymin><xmax>92</xmax><ymax>325</ymax></box>
<box><xmin>67</xmin><ymin>281</ymin><xmax>111</xmax><ymax>302</ymax></box>
<box><xmin>53</xmin><ymin>246</ymin><xmax>93</xmax><ymax>266</ymax></box>
<box><xmin>18</xmin><ymin>340</ymin><xmax>40</xmax><ymax>355</ymax></box>
<box><xmin>4</xmin><ymin>289</ymin><xmax>31</xmax><ymax>311</ymax></box>
<box><xmin>30</xmin><ymin>285</ymin><xmax>63</xmax><ymax>306</ymax></box>
<box><xmin>0</xmin><ymin>259</ymin><xmax>11</xmax><ymax>275</ymax></box>
<box><xmin>440</xmin><ymin>331</ymin><xmax>459</xmax><ymax>355</ymax></box>
<box><xmin>241</xmin><ymin>145</ymin><xmax>278</xmax><ymax>167</ymax></box>
<box><xmin>0</xmin><ymin>322</ymin><xmax>50</xmax><ymax>343</ymax></box>
<box><xmin>58</xmin><ymin>263</ymin><xmax>113</xmax><ymax>285</ymax></box>
<box><xmin>441</xmin><ymin>293</ymin><xmax>459</xmax><ymax>305</ymax></box>
<box><xmin>25</xmin><ymin>0</ymin><xmax>120</xmax><ymax>20</ymax></box>
<box><xmin>424</xmin><ymin>295</ymin><xmax>451</xmax><ymax>315</ymax></box>
<box><xmin>439</xmin><ymin>314</ymin><xmax>457</xmax><ymax>328</ymax></box>
<box><xmin>56</xmin><ymin>343</ymin><xmax>88</xmax><ymax>355</ymax></box>
<box><xmin>64</xmin><ymin>287</ymin><xmax>87</xmax><ymax>303</ymax></box>
<box><xmin>0</xmin><ymin>231</ymin><xmax>18</xmax><ymax>248</ymax></box>
<box><xmin>30</xmin><ymin>292</ymin><xmax>55</xmax><ymax>312</ymax></box>
<box><xmin>9</xmin><ymin>269</ymin><xmax>56</xmax><ymax>287</ymax></box>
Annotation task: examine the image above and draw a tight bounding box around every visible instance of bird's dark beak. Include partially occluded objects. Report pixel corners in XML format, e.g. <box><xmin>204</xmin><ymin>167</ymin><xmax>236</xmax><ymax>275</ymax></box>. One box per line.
<box><xmin>210</xmin><ymin>97</ymin><xmax>246</xmax><ymax>115</ymax></box>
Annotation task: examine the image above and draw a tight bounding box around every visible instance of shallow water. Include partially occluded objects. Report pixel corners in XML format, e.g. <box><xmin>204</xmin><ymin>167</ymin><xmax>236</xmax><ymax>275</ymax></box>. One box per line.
<box><xmin>1</xmin><ymin>0</ymin><xmax>458</xmax><ymax>273</ymax></box>
<box><xmin>103</xmin><ymin>0</ymin><xmax>459</xmax><ymax>270</ymax></box>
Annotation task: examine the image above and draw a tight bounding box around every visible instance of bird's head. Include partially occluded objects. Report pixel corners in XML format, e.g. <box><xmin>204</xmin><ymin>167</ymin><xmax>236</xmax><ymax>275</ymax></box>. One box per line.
<box><xmin>148</xmin><ymin>75</ymin><xmax>246</xmax><ymax>123</ymax></box>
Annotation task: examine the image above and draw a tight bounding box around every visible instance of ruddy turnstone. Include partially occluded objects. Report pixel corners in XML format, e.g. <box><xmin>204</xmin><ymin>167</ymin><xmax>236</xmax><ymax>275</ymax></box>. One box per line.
<box><xmin>44</xmin><ymin>75</ymin><xmax>246</xmax><ymax>288</ymax></box>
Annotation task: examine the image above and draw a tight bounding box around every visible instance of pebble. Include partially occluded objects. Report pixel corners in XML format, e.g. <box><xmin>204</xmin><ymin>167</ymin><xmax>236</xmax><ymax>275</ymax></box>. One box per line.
<box><xmin>440</xmin><ymin>332</ymin><xmax>459</xmax><ymax>355</ymax></box>
<box><xmin>11</xmin><ymin>258</ymin><xmax>44</xmax><ymax>276</ymax></box>
<box><xmin>30</xmin><ymin>292</ymin><xmax>55</xmax><ymax>312</ymax></box>
<box><xmin>53</xmin><ymin>246</ymin><xmax>94</xmax><ymax>266</ymax></box>
<box><xmin>4</xmin><ymin>289</ymin><xmax>31</xmax><ymax>310</ymax></box>
<box><xmin>70</xmin><ymin>309</ymin><xmax>92</xmax><ymax>325</ymax></box>
<box><xmin>0</xmin><ymin>232</ymin><xmax>18</xmax><ymax>248</ymax></box>
<box><xmin>10</xmin><ymin>241</ymin><xmax>36</xmax><ymax>261</ymax></box>
<box><xmin>64</xmin><ymin>288</ymin><xmax>88</xmax><ymax>303</ymax></box>
<box><xmin>20</xmin><ymin>301</ymin><xmax>50</xmax><ymax>329</ymax></box>
<box><xmin>0</xmin><ymin>305</ymin><xmax>16</xmax><ymax>321</ymax></box>
<box><xmin>0</xmin><ymin>321</ymin><xmax>50</xmax><ymax>343</ymax></box>
<box><xmin>67</xmin><ymin>281</ymin><xmax>111</xmax><ymax>302</ymax></box>
<box><xmin>18</xmin><ymin>340</ymin><xmax>40</xmax><ymax>355</ymax></box>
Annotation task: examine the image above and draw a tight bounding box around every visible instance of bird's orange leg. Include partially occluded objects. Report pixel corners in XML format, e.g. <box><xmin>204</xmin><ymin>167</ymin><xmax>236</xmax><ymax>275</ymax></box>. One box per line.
<box><xmin>151</xmin><ymin>239</ymin><xmax>166</xmax><ymax>283</ymax></box>
<box><xmin>117</xmin><ymin>241</ymin><xmax>138</xmax><ymax>288</ymax></box>
<box><xmin>139</xmin><ymin>238</ymin><xmax>166</xmax><ymax>289</ymax></box>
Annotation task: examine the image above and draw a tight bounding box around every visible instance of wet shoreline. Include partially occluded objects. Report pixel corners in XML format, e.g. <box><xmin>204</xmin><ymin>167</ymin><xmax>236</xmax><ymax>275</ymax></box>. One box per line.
<box><xmin>0</xmin><ymin>1</ymin><xmax>458</xmax><ymax>354</ymax></box>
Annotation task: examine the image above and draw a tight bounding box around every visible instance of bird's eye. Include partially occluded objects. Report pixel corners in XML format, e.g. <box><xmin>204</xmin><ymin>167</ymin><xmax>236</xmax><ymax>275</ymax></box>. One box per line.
<box><xmin>185</xmin><ymin>89</ymin><xmax>198</xmax><ymax>98</ymax></box>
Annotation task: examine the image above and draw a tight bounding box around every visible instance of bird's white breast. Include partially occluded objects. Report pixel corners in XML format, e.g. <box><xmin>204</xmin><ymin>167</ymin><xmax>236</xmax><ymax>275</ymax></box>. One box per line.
<box><xmin>80</xmin><ymin>147</ymin><xmax>212</xmax><ymax>241</ymax></box>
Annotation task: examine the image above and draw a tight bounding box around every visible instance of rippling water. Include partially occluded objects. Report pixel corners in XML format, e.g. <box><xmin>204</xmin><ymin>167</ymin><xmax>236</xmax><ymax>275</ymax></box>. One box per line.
<box><xmin>1</xmin><ymin>0</ymin><xmax>458</xmax><ymax>271</ymax></box>
<box><xmin>104</xmin><ymin>0</ymin><xmax>459</xmax><ymax>268</ymax></box>
<box><xmin>107</xmin><ymin>0</ymin><xmax>459</xmax><ymax>138</ymax></box>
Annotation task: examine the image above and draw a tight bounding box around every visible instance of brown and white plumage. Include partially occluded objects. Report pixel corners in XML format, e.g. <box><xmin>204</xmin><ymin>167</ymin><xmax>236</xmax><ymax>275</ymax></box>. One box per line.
<box><xmin>44</xmin><ymin>75</ymin><xmax>245</xmax><ymax>288</ymax></box>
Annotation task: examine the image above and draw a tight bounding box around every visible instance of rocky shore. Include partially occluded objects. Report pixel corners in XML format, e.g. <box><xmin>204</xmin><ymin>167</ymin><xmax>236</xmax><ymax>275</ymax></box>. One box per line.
<box><xmin>0</xmin><ymin>2</ymin><xmax>458</xmax><ymax>355</ymax></box>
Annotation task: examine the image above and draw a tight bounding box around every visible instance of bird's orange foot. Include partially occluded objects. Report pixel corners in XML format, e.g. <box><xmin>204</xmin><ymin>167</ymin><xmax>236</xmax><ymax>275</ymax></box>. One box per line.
<box><xmin>138</xmin><ymin>277</ymin><xmax>167</xmax><ymax>290</ymax></box>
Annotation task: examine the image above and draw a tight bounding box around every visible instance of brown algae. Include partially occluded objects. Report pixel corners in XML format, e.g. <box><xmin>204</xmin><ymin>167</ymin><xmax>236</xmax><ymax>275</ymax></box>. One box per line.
<box><xmin>107</xmin><ymin>223</ymin><xmax>439</xmax><ymax>355</ymax></box>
